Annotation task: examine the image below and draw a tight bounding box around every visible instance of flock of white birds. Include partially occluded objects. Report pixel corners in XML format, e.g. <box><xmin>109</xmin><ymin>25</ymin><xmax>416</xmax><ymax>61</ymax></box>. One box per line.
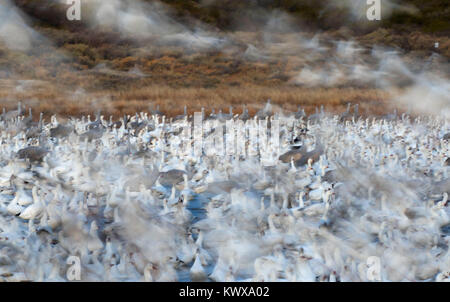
<box><xmin>0</xmin><ymin>102</ymin><xmax>449</xmax><ymax>282</ymax></box>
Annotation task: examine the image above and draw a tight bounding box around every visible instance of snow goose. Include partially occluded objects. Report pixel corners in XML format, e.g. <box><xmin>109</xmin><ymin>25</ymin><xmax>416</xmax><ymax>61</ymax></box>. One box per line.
<box><xmin>152</xmin><ymin>178</ymin><xmax>169</xmax><ymax>198</ymax></box>
<box><xmin>103</xmin><ymin>237</ymin><xmax>118</xmax><ymax>265</ymax></box>
<box><xmin>143</xmin><ymin>263</ymin><xmax>153</xmax><ymax>282</ymax></box>
<box><xmin>291</xmin><ymin>192</ymin><xmax>307</xmax><ymax>218</ymax></box>
<box><xmin>190</xmin><ymin>250</ymin><xmax>207</xmax><ymax>281</ymax></box>
<box><xmin>436</xmin><ymin>271</ymin><xmax>450</xmax><ymax>282</ymax></box>
<box><xmin>253</xmin><ymin>246</ymin><xmax>286</xmax><ymax>281</ymax></box>
<box><xmin>7</xmin><ymin>195</ymin><xmax>23</xmax><ymax>216</ymax></box>
<box><xmin>167</xmin><ymin>186</ymin><xmax>178</xmax><ymax>206</ymax></box>
<box><xmin>295</xmin><ymin>170</ymin><xmax>313</xmax><ymax>188</ymax></box>
<box><xmin>173</xmin><ymin>200</ymin><xmax>193</xmax><ymax>226</ymax></box>
<box><xmin>302</xmin><ymin>192</ymin><xmax>332</xmax><ymax>218</ymax></box>
<box><xmin>36</xmin><ymin>210</ymin><xmax>53</xmax><ymax>234</ymax></box>
<box><xmin>195</xmin><ymin>231</ymin><xmax>212</xmax><ymax>266</ymax></box>
<box><xmin>19</xmin><ymin>186</ymin><xmax>43</xmax><ymax>220</ymax></box>
<box><xmin>294</xmin><ymin>252</ymin><xmax>316</xmax><ymax>282</ymax></box>
<box><xmin>288</xmin><ymin>158</ymin><xmax>297</xmax><ymax>174</ymax></box>
<box><xmin>179</xmin><ymin>174</ymin><xmax>194</xmax><ymax>201</ymax></box>
<box><xmin>431</xmin><ymin>196</ymin><xmax>449</xmax><ymax>227</ymax></box>
<box><xmin>176</xmin><ymin>233</ymin><xmax>196</xmax><ymax>265</ymax></box>
<box><xmin>87</xmin><ymin>221</ymin><xmax>104</xmax><ymax>253</ymax></box>
<box><xmin>106</xmin><ymin>260</ymin><xmax>128</xmax><ymax>282</ymax></box>
<box><xmin>318</xmin><ymin>200</ymin><xmax>332</xmax><ymax>228</ymax></box>
<box><xmin>46</xmin><ymin>258</ymin><xmax>65</xmax><ymax>282</ymax></box>
<box><xmin>308</xmin><ymin>179</ymin><xmax>332</xmax><ymax>201</ymax></box>
<box><xmin>209</xmin><ymin>254</ymin><xmax>228</xmax><ymax>282</ymax></box>
<box><xmin>437</xmin><ymin>192</ymin><xmax>448</xmax><ymax>208</ymax></box>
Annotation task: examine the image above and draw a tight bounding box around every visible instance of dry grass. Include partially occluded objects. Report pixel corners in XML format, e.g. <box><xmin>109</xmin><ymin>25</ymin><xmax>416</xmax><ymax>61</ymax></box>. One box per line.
<box><xmin>0</xmin><ymin>78</ymin><xmax>394</xmax><ymax>119</ymax></box>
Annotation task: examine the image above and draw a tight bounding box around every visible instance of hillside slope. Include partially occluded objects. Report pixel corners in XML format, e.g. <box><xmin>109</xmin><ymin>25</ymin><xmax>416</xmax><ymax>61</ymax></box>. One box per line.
<box><xmin>0</xmin><ymin>0</ymin><xmax>448</xmax><ymax>117</ymax></box>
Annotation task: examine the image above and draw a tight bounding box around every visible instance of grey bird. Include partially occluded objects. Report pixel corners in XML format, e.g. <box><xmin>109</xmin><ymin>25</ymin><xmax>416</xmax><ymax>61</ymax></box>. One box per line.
<box><xmin>50</xmin><ymin>123</ymin><xmax>74</xmax><ymax>138</ymax></box>
<box><xmin>279</xmin><ymin>145</ymin><xmax>307</xmax><ymax>163</ymax></box>
<box><xmin>17</xmin><ymin>146</ymin><xmax>48</xmax><ymax>163</ymax></box>
<box><xmin>158</xmin><ymin>170</ymin><xmax>186</xmax><ymax>187</ymax></box>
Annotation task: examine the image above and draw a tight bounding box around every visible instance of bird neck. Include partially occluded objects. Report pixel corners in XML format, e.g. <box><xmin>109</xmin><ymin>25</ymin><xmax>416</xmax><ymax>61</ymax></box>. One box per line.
<box><xmin>298</xmin><ymin>193</ymin><xmax>305</xmax><ymax>208</ymax></box>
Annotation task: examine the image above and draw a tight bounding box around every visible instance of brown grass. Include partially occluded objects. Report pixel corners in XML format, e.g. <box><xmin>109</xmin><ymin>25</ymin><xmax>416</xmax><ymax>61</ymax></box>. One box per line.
<box><xmin>0</xmin><ymin>78</ymin><xmax>393</xmax><ymax>119</ymax></box>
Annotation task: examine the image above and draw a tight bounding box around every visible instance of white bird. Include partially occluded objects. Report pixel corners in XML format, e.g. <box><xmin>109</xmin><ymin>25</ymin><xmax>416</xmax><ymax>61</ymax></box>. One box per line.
<box><xmin>195</xmin><ymin>231</ymin><xmax>212</xmax><ymax>266</ymax></box>
<box><xmin>209</xmin><ymin>254</ymin><xmax>228</xmax><ymax>282</ymax></box>
<box><xmin>15</xmin><ymin>188</ymin><xmax>33</xmax><ymax>206</ymax></box>
<box><xmin>190</xmin><ymin>250</ymin><xmax>207</xmax><ymax>281</ymax></box>
<box><xmin>19</xmin><ymin>186</ymin><xmax>43</xmax><ymax>220</ymax></box>
<box><xmin>180</xmin><ymin>174</ymin><xmax>194</xmax><ymax>201</ymax></box>
<box><xmin>295</xmin><ymin>256</ymin><xmax>316</xmax><ymax>282</ymax></box>
<box><xmin>0</xmin><ymin>103</ymin><xmax>448</xmax><ymax>282</ymax></box>
<box><xmin>7</xmin><ymin>197</ymin><xmax>23</xmax><ymax>216</ymax></box>
<box><xmin>87</xmin><ymin>221</ymin><xmax>104</xmax><ymax>253</ymax></box>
